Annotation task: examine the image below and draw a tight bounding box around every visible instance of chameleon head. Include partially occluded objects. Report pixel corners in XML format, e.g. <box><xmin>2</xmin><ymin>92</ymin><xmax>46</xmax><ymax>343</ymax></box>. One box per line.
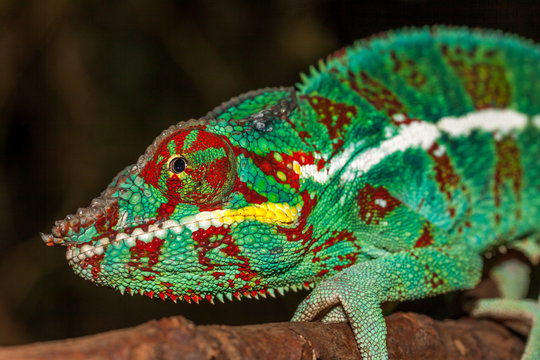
<box><xmin>42</xmin><ymin>87</ymin><xmax>319</xmax><ymax>303</ymax></box>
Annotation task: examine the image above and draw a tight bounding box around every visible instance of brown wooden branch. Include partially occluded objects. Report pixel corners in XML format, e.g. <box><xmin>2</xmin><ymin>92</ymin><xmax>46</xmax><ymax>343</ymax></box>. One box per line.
<box><xmin>0</xmin><ymin>311</ymin><xmax>524</xmax><ymax>360</ymax></box>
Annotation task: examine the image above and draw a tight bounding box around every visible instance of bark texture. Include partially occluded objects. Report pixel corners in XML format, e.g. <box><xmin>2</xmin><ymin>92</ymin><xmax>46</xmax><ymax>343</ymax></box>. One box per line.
<box><xmin>0</xmin><ymin>312</ymin><xmax>525</xmax><ymax>360</ymax></box>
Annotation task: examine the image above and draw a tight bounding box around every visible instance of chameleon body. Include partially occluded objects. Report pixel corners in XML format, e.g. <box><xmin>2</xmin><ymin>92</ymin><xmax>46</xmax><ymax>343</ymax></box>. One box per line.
<box><xmin>43</xmin><ymin>27</ymin><xmax>540</xmax><ymax>359</ymax></box>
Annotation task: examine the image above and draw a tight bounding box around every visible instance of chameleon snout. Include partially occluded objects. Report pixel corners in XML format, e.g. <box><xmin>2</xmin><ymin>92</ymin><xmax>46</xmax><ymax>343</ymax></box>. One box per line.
<box><xmin>41</xmin><ymin>195</ymin><xmax>120</xmax><ymax>247</ymax></box>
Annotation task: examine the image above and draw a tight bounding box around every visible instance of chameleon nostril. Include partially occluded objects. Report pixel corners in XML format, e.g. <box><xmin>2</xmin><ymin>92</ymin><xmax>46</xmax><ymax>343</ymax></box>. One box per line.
<box><xmin>66</xmin><ymin>214</ymin><xmax>80</xmax><ymax>227</ymax></box>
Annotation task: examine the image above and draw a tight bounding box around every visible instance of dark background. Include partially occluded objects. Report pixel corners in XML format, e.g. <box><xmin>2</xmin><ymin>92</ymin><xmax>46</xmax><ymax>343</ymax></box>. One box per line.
<box><xmin>1</xmin><ymin>0</ymin><xmax>539</xmax><ymax>346</ymax></box>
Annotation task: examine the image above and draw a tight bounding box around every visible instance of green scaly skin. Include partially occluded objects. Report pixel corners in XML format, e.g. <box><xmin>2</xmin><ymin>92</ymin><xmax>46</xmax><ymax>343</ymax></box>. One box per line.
<box><xmin>43</xmin><ymin>26</ymin><xmax>540</xmax><ymax>359</ymax></box>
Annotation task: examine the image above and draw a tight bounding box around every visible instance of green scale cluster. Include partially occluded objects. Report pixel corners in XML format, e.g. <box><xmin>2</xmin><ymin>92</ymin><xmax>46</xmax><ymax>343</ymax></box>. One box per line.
<box><xmin>43</xmin><ymin>27</ymin><xmax>540</xmax><ymax>359</ymax></box>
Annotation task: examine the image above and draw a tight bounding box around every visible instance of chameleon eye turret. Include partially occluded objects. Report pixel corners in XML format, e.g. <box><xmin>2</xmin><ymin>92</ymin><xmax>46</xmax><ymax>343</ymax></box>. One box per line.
<box><xmin>140</xmin><ymin>129</ymin><xmax>237</xmax><ymax>205</ymax></box>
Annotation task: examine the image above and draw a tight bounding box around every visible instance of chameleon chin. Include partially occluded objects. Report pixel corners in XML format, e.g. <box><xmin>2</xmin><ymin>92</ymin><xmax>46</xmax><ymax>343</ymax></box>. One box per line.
<box><xmin>43</xmin><ymin>26</ymin><xmax>540</xmax><ymax>360</ymax></box>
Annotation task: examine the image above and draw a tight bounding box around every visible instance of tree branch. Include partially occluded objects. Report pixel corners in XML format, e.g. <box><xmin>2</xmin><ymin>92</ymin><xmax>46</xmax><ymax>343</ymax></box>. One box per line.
<box><xmin>0</xmin><ymin>312</ymin><xmax>524</xmax><ymax>360</ymax></box>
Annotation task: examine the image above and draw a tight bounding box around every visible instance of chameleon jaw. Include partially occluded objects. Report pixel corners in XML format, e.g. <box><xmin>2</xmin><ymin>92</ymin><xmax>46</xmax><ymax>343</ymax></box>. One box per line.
<box><xmin>66</xmin><ymin>201</ymin><xmax>302</xmax><ymax>265</ymax></box>
<box><xmin>65</xmin><ymin>200</ymin><xmax>309</xmax><ymax>303</ymax></box>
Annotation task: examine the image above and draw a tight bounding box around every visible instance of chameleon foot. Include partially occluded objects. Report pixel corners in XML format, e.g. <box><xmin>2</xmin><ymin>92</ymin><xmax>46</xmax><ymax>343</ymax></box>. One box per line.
<box><xmin>293</xmin><ymin>245</ymin><xmax>481</xmax><ymax>360</ymax></box>
<box><xmin>488</xmin><ymin>259</ymin><xmax>530</xmax><ymax>299</ymax></box>
<box><xmin>320</xmin><ymin>305</ymin><xmax>348</xmax><ymax>323</ymax></box>
<box><xmin>472</xmin><ymin>297</ymin><xmax>540</xmax><ymax>360</ymax></box>
<box><xmin>292</xmin><ymin>268</ymin><xmax>388</xmax><ymax>360</ymax></box>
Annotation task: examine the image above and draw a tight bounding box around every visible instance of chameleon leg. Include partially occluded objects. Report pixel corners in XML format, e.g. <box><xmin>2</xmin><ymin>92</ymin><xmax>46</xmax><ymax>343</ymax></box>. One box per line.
<box><xmin>292</xmin><ymin>244</ymin><xmax>482</xmax><ymax>360</ymax></box>
<box><xmin>472</xmin><ymin>258</ymin><xmax>539</xmax><ymax>360</ymax></box>
<box><xmin>320</xmin><ymin>305</ymin><xmax>348</xmax><ymax>323</ymax></box>
<box><xmin>490</xmin><ymin>259</ymin><xmax>530</xmax><ymax>299</ymax></box>
<box><xmin>472</xmin><ymin>298</ymin><xmax>540</xmax><ymax>360</ymax></box>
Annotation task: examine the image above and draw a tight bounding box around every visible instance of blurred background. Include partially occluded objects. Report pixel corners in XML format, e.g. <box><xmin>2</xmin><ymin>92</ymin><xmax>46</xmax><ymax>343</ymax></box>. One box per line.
<box><xmin>1</xmin><ymin>0</ymin><xmax>539</xmax><ymax>346</ymax></box>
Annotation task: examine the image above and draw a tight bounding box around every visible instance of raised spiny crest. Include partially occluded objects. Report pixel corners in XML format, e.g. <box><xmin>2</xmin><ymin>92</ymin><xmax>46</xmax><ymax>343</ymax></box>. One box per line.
<box><xmin>297</xmin><ymin>25</ymin><xmax>540</xmax><ymax>94</ymax></box>
<box><xmin>203</xmin><ymin>86</ymin><xmax>297</xmax><ymax>122</ymax></box>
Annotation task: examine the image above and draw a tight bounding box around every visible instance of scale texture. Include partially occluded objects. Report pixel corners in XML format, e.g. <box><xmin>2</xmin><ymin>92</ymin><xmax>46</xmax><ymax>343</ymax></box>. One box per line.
<box><xmin>43</xmin><ymin>26</ymin><xmax>540</xmax><ymax>359</ymax></box>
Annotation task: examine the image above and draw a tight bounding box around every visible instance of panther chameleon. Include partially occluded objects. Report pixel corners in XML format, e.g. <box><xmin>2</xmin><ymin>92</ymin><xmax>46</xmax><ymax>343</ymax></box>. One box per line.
<box><xmin>42</xmin><ymin>26</ymin><xmax>540</xmax><ymax>359</ymax></box>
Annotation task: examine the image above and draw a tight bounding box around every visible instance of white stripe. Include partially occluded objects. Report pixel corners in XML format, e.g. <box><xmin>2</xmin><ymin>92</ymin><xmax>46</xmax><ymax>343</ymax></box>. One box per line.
<box><xmin>341</xmin><ymin>121</ymin><xmax>440</xmax><ymax>180</ymax></box>
<box><xmin>299</xmin><ymin>164</ymin><xmax>329</xmax><ymax>183</ymax></box>
<box><xmin>533</xmin><ymin>115</ymin><xmax>540</xmax><ymax>128</ymax></box>
<box><xmin>299</xmin><ymin>144</ymin><xmax>356</xmax><ymax>184</ymax></box>
<box><xmin>437</xmin><ymin>109</ymin><xmax>527</xmax><ymax>137</ymax></box>
<box><xmin>301</xmin><ymin>109</ymin><xmax>533</xmax><ymax>184</ymax></box>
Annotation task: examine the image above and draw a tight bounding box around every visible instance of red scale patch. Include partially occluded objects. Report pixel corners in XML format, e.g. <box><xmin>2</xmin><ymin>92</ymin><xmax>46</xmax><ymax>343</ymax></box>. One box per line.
<box><xmin>440</xmin><ymin>45</ymin><xmax>511</xmax><ymax>109</ymax></box>
<box><xmin>327</xmin><ymin>47</ymin><xmax>348</xmax><ymax>62</ymax></box>
<box><xmin>157</xmin><ymin>200</ymin><xmax>178</xmax><ymax>219</ymax></box>
<box><xmin>234</xmin><ymin>147</ymin><xmax>316</xmax><ymax>191</ymax></box>
<box><xmin>300</xmin><ymin>95</ymin><xmax>357</xmax><ymax>140</ymax></box>
<box><xmin>191</xmin><ymin>225</ymin><xmax>257</xmax><ymax>287</ymax></box>
<box><xmin>427</xmin><ymin>142</ymin><xmax>461</xmax><ymax>217</ymax></box>
<box><xmin>233</xmin><ymin>181</ymin><xmax>268</xmax><ymax>204</ymax></box>
<box><xmin>493</xmin><ymin>136</ymin><xmax>522</xmax><ymax>222</ymax></box>
<box><xmin>357</xmin><ymin>184</ymin><xmax>401</xmax><ymax>225</ymax></box>
<box><xmin>390</xmin><ymin>50</ymin><xmax>428</xmax><ymax>89</ymax></box>
<box><xmin>212</xmin><ymin>271</ymin><xmax>226</xmax><ymax>280</ymax></box>
<box><xmin>277</xmin><ymin>191</ymin><xmax>317</xmax><ymax>248</ymax></box>
<box><xmin>311</xmin><ymin>229</ymin><xmax>358</xmax><ymax>256</ymax></box>
<box><xmin>80</xmin><ymin>254</ymin><xmax>105</xmax><ymax>280</ymax></box>
<box><xmin>92</xmin><ymin>202</ymin><xmax>120</xmax><ymax>234</ymax></box>
<box><xmin>414</xmin><ymin>224</ymin><xmax>435</xmax><ymax>248</ymax></box>
<box><xmin>317</xmin><ymin>269</ymin><xmax>329</xmax><ymax>277</ymax></box>
<box><xmin>127</xmin><ymin>237</ymin><xmax>165</xmax><ymax>274</ymax></box>
<box><xmin>424</xmin><ymin>267</ymin><xmax>445</xmax><ymax>290</ymax></box>
<box><xmin>334</xmin><ymin>253</ymin><xmax>359</xmax><ymax>272</ymax></box>
<box><xmin>337</xmin><ymin>69</ymin><xmax>417</xmax><ymax>126</ymax></box>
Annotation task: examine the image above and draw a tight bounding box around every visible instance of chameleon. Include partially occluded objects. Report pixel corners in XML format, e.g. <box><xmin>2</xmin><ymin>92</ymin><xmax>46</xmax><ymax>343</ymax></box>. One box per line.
<box><xmin>42</xmin><ymin>26</ymin><xmax>540</xmax><ymax>359</ymax></box>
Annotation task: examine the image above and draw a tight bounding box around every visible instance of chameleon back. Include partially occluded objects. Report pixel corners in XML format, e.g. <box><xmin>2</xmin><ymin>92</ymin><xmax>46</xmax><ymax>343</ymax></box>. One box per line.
<box><xmin>293</xmin><ymin>26</ymin><xmax>540</xmax><ymax>255</ymax></box>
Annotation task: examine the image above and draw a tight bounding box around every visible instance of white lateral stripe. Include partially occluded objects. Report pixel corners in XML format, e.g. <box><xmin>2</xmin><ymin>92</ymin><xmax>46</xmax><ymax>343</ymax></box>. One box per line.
<box><xmin>299</xmin><ymin>144</ymin><xmax>356</xmax><ymax>184</ymax></box>
<box><xmin>301</xmin><ymin>109</ymin><xmax>535</xmax><ymax>184</ymax></box>
<box><xmin>437</xmin><ymin>109</ymin><xmax>527</xmax><ymax>136</ymax></box>
<box><xmin>341</xmin><ymin>121</ymin><xmax>440</xmax><ymax>180</ymax></box>
<box><xmin>534</xmin><ymin>115</ymin><xmax>540</xmax><ymax>128</ymax></box>
<box><xmin>300</xmin><ymin>164</ymin><xmax>329</xmax><ymax>183</ymax></box>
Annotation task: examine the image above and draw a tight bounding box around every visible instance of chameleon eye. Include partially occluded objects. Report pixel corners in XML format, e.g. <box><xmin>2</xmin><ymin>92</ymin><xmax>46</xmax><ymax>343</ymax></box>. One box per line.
<box><xmin>141</xmin><ymin>129</ymin><xmax>237</xmax><ymax>205</ymax></box>
<box><xmin>169</xmin><ymin>157</ymin><xmax>187</xmax><ymax>174</ymax></box>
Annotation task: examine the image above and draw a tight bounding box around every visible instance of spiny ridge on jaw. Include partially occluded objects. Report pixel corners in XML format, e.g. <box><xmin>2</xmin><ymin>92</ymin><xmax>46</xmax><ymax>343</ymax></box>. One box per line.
<box><xmin>115</xmin><ymin>282</ymin><xmax>316</xmax><ymax>304</ymax></box>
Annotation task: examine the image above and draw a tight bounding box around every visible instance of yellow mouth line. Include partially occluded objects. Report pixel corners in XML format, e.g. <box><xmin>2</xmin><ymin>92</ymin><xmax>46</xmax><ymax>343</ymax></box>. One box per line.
<box><xmin>190</xmin><ymin>202</ymin><xmax>302</xmax><ymax>227</ymax></box>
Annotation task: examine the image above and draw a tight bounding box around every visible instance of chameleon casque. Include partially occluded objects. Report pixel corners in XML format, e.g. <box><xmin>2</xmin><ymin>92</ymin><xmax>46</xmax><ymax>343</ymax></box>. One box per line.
<box><xmin>42</xmin><ymin>26</ymin><xmax>540</xmax><ymax>359</ymax></box>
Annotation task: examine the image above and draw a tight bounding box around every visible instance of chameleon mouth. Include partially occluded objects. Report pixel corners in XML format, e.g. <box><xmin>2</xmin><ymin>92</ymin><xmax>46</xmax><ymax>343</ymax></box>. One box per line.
<box><xmin>65</xmin><ymin>201</ymin><xmax>302</xmax><ymax>265</ymax></box>
<box><xmin>179</xmin><ymin>201</ymin><xmax>302</xmax><ymax>229</ymax></box>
